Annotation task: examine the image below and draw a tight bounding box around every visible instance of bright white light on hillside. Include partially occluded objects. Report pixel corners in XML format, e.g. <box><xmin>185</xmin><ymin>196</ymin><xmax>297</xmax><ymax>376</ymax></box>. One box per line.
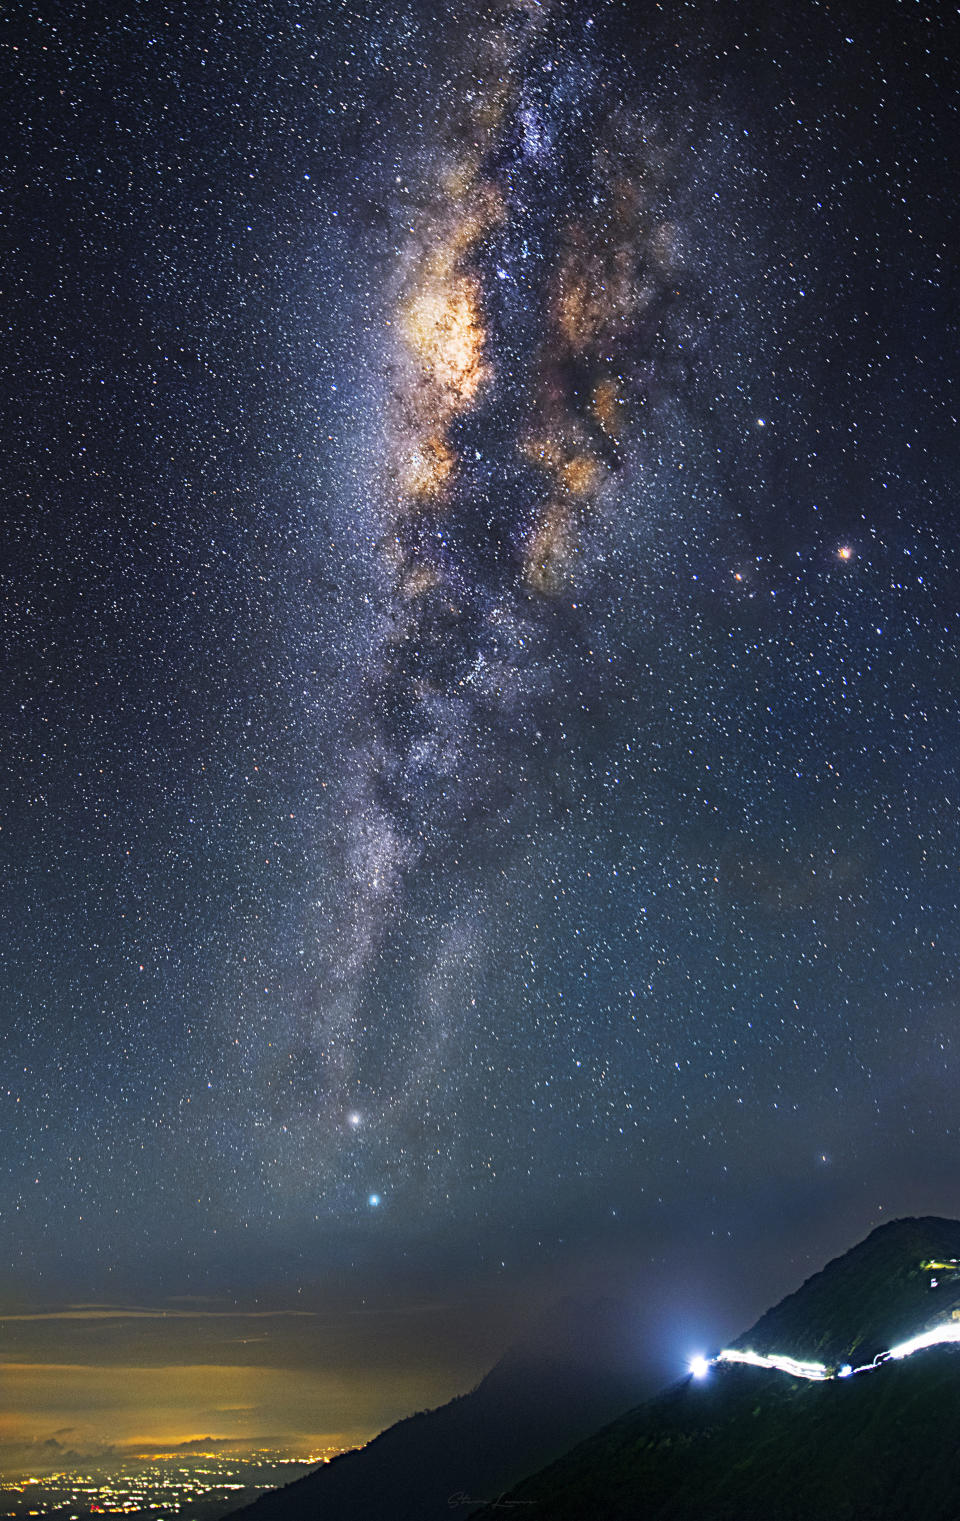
<box><xmin>888</xmin><ymin>1323</ymin><xmax>960</xmax><ymax>1360</ymax></box>
<box><xmin>710</xmin><ymin>1320</ymin><xmax>960</xmax><ymax>1388</ymax></box>
<box><xmin>689</xmin><ymin>1355</ymin><xmax>710</xmax><ymax>1380</ymax></box>
<box><xmin>717</xmin><ymin>1349</ymin><xmax>830</xmax><ymax>1381</ymax></box>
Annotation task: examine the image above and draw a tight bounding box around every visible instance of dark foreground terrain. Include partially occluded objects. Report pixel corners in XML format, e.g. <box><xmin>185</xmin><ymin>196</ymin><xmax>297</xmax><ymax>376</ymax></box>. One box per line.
<box><xmin>231</xmin><ymin>1298</ymin><xmax>652</xmax><ymax>1521</ymax></box>
<box><xmin>477</xmin><ymin>1216</ymin><xmax>960</xmax><ymax>1520</ymax></box>
<box><xmin>235</xmin><ymin>1217</ymin><xmax>960</xmax><ymax>1521</ymax></box>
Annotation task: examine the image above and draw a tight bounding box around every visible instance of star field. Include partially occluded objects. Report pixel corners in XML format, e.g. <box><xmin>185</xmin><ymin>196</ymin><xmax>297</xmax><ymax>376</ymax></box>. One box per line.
<box><xmin>1</xmin><ymin>0</ymin><xmax>959</xmax><ymax>1464</ymax></box>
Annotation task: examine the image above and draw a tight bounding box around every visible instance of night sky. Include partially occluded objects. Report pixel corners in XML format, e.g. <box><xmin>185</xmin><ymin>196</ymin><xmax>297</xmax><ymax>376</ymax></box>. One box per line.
<box><xmin>3</xmin><ymin>0</ymin><xmax>959</xmax><ymax>1472</ymax></box>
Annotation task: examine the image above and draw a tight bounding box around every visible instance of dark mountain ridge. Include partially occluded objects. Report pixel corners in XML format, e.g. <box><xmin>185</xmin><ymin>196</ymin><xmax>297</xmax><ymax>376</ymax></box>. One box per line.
<box><xmin>233</xmin><ymin>1217</ymin><xmax>960</xmax><ymax>1521</ymax></box>
<box><xmin>731</xmin><ymin>1214</ymin><xmax>960</xmax><ymax>1367</ymax></box>
<box><xmin>230</xmin><ymin>1297</ymin><xmax>654</xmax><ymax>1521</ymax></box>
<box><xmin>477</xmin><ymin>1341</ymin><xmax>960</xmax><ymax>1520</ymax></box>
<box><xmin>476</xmin><ymin>1215</ymin><xmax>960</xmax><ymax>1519</ymax></box>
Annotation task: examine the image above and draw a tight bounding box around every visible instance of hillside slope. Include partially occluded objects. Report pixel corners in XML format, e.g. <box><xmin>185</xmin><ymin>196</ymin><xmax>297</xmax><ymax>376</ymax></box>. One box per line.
<box><xmin>476</xmin><ymin>1345</ymin><xmax>960</xmax><ymax>1520</ymax></box>
<box><xmin>732</xmin><ymin>1215</ymin><xmax>960</xmax><ymax>1366</ymax></box>
<box><xmin>230</xmin><ymin>1298</ymin><xmax>653</xmax><ymax>1521</ymax></box>
<box><xmin>475</xmin><ymin>1216</ymin><xmax>960</xmax><ymax>1520</ymax></box>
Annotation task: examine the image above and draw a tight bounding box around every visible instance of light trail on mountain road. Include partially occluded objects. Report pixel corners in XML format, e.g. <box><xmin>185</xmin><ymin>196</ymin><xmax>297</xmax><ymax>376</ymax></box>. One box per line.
<box><xmin>690</xmin><ymin>1322</ymin><xmax>960</xmax><ymax>1385</ymax></box>
<box><xmin>712</xmin><ymin>1349</ymin><xmax>831</xmax><ymax>1381</ymax></box>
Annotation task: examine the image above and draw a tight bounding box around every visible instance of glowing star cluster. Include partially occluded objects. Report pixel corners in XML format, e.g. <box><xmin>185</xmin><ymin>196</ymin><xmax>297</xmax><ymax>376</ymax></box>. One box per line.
<box><xmin>386</xmin><ymin>4</ymin><xmax>533</xmax><ymax>584</ymax></box>
<box><xmin>394</xmin><ymin>186</ymin><xmax>502</xmax><ymax>519</ymax></box>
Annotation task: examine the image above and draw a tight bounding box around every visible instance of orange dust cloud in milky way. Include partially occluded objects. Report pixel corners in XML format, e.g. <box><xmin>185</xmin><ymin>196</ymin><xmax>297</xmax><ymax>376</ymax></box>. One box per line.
<box><xmin>523</xmin><ymin>134</ymin><xmax>681</xmax><ymax>595</ymax></box>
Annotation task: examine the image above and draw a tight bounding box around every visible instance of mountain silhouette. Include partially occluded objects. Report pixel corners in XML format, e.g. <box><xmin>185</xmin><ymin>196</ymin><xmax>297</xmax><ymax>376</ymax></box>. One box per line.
<box><xmin>730</xmin><ymin>1214</ymin><xmax>960</xmax><ymax>1367</ymax></box>
<box><xmin>474</xmin><ymin>1215</ymin><xmax>960</xmax><ymax>1520</ymax></box>
<box><xmin>230</xmin><ymin>1297</ymin><xmax>654</xmax><ymax>1521</ymax></box>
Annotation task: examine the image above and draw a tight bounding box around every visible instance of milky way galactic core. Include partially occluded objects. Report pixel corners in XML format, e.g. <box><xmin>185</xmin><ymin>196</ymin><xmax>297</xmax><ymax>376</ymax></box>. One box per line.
<box><xmin>309</xmin><ymin>1</ymin><xmax>704</xmax><ymax>1143</ymax></box>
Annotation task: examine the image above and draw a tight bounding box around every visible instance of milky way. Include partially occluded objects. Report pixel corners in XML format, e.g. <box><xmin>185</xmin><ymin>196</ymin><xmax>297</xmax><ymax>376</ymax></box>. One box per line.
<box><xmin>307</xmin><ymin>2</ymin><xmax>704</xmax><ymax>1135</ymax></box>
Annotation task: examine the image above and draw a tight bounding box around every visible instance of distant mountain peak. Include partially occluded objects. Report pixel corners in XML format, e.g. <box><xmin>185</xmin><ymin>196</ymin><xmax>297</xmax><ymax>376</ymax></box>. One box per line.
<box><xmin>229</xmin><ymin>1295</ymin><xmax>652</xmax><ymax>1521</ymax></box>
<box><xmin>485</xmin><ymin>1295</ymin><xmax>640</xmax><ymax>1384</ymax></box>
